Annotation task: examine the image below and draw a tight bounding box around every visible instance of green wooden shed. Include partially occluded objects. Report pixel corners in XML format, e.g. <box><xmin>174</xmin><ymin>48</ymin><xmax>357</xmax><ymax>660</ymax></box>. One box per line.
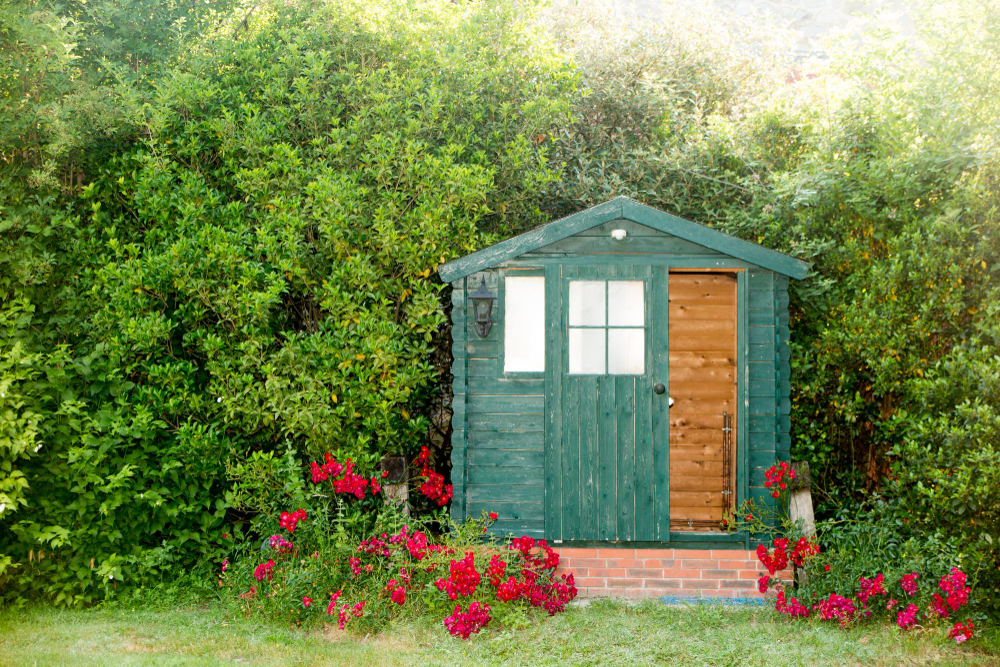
<box><xmin>439</xmin><ymin>197</ymin><xmax>809</xmax><ymax>551</ymax></box>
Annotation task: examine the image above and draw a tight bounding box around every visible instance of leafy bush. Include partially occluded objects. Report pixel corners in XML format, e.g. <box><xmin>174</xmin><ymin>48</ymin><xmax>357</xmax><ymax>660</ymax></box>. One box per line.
<box><xmin>2</xmin><ymin>0</ymin><xmax>999</xmax><ymax>615</ymax></box>
<box><xmin>1</xmin><ymin>0</ymin><xmax>573</xmax><ymax>604</ymax></box>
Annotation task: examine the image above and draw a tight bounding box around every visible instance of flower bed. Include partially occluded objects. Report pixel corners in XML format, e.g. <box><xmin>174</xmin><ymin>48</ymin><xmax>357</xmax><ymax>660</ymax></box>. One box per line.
<box><xmin>734</xmin><ymin>463</ymin><xmax>982</xmax><ymax>644</ymax></box>
<box><xmin>221</xmin><ymin>451</ymin><xmax>576</xmax><ymax>637</ymax></box>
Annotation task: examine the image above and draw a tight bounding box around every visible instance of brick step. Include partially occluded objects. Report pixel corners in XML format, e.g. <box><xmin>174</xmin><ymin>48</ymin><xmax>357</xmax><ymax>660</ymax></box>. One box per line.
<box><xmin>555</xmin><ymin>548</ymin><xmax>791</xmax><ymax>599</ymax></box>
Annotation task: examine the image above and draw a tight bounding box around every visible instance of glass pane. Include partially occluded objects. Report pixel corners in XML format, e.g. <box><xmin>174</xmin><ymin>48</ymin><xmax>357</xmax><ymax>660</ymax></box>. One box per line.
<box><xmin>608</xmin><ymin>328</ymin><xmax>644</xmax><ymax>374</ymax></box>
<box><xmin>568</xmin><ymin>328</ymin><xmax>606</xmax><ymax>374</ymax></box>
<box><xmin>568</xmin><ymin>281</ymin><xmax>606</xmax><ymax>326</ymax></box>
<box><xmin>503</xmin><ymin>276</ymin><xmax>545</xmax><ymax>373</ymax></box>
<box><xmin>608</xmin><ymin>281</ymin><xmax>644</xmax><ymax>327</ymax></box>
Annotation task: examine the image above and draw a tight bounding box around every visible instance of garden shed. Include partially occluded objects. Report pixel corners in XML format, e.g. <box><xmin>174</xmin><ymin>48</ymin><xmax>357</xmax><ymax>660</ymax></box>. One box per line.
<box><xmin>439</xmin><ymin>197</ymin><xmax>809</xmax><ymax>598</ymax></box>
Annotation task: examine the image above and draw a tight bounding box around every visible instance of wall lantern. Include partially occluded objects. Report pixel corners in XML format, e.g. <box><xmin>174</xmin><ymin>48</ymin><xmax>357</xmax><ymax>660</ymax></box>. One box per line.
<box><xmin>470</xmin><ymin>277</ymin><xmax>496</xmax><ymax>338</ymax></box>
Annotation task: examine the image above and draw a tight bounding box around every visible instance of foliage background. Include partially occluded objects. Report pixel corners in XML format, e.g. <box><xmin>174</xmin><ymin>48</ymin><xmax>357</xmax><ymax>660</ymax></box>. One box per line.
<box><xmin>1</xmin><ymin>0</ymin><xmax>997</xmax><ymax>611</ymax></box>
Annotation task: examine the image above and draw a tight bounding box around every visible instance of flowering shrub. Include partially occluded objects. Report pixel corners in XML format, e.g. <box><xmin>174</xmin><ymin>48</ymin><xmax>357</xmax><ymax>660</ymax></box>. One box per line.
<box><xmin>731</xmin><ymin>464</ymin><xmax>981</xmax><ymax>644</ymax></box>
<box><xmin>221</xmin><ymin>453</ymin><xmax>575</xmax><ymax>638</ymax></box>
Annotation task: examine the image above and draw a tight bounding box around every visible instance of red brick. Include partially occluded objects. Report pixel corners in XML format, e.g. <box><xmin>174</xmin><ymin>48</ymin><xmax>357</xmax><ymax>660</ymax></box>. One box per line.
<box><xmin>574</xmin><ymin>577</ymin><xmax>607</xmax><ymax>587</ymax></box>
<box><xmin>720</xmin><ymin>579</ymin><xmax>756</xmax><ymax>590</ymax></box>
<box><xmin>626</xmin><ymin>568</ymin><xmax>664</xmax><ymax>578</ymax></box>
<box><xmin>634</xmin><ymin>548</ymin><xmax>675</xmax><ymax>558</ymax></box>
<box><xmin>643</xmin><ymin>579</ymin><xmax>681</xmax><ymax>588</ymax></box>
<box><xmin>717</xmin><ymin>560</ymin><xmax>756</xmax><ymax>569</ymax></box>
<box><xmin>739</xmin><ymin>570</ymin><xmax>763</xmax><ymax>579</ymax></box>
<box><xmin>677</xmin><ymin>559</ymin><xmax>719</xmax><ymax>569</ymax></box>
<box><xmin>597</xmin><ymin>548</ymin><xmax>636</xmax><ymax>558</ymax></box>
<box><xmin>567</xmin><ymin>558</ymin><xmax>607</xmax><ymax>568</ymax></box>
<box><xmin>702</xmin><ymin>569</ymin><xmax>740</xmax><ymax>579</ymax></box>
<box><xmin>661</xmin><ymin>589</ymin><xmax>702</xmax><ymax>598</ymax></box>
<box><xmin>681</xmin><ymin>578</ymin><xmax>719</xmax><ymax>589</ymax></box>
<box><xmin>589</xmin><ymin>567</ymin><xmax>625</xmax><ymax>579</ymax></box>
<box><xmin>642</xmin><ymin>558</ymin><xmax>676</xmax><ymax>568</ymax></box>
<box><xmin>607</xmin><ymin>578</ymin><xmax>642</xmax><ymax>588</ymax></box>
<box><xmin>556</xmin><ymin>547</ymin><xmax>598</xmax><ymax>558</ymax></box>
<box><xmin>604</xmin><ymin>558</ymin><xmax>643</xmax><ymax>569</ymax></box>
<box><xmin>711</xmin><ymin>549</ymin><xmax>753</xmax><ymax>559</ymax></box>
<box><xmin>660</xmin><ymin>568</ymin><xmax>702</xmax><ymax>579</ymax></box>
<box><xmin>673</xmin><ymin>549</ymin><xmax>714</xmax><ymax>558</ymax></box>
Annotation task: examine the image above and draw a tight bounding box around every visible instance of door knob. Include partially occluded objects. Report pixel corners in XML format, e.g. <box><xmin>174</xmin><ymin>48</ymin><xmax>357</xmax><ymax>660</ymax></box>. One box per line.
<box><xmin>653</xmin><ymin>382</ymin><xmax>666</xmax><ymax>395</ymax></box>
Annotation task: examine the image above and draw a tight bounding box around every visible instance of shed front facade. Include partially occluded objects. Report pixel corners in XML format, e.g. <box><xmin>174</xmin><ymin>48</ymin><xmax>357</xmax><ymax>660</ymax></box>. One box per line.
<box><xmin>440</xmin><ymin>197</ymin><xmax>808</xmax><ymax>597</ymax></box>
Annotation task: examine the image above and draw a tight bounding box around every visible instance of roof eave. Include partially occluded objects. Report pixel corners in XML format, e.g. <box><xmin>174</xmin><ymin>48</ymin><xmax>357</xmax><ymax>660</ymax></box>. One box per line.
<box><xmin>438</xmin><ymin>196</ymin><xmax>810</xmax><ymax>282</ymax></box>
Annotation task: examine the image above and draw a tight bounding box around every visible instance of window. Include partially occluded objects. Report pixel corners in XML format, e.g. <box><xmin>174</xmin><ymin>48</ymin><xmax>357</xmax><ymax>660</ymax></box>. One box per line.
<box><xmin>503</xmin><ymin>276</ymin><xmax>545</xmax><ymax>373</ymax></box>
<box><xmin>568</xmin><ymin>280</ymin><xmax>645</xmax><ymax>374</ymax></box>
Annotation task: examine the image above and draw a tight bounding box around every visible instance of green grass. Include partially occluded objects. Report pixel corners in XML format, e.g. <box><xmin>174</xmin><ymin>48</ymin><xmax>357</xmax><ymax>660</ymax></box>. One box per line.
<box><xmin>0</xmin><ymin>599</ymin><xmax>996</xmax><ymax>666</ymax></box>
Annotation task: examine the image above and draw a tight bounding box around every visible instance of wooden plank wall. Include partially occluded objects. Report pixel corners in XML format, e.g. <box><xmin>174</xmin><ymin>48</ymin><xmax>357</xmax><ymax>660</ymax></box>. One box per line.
<box><xmin>747</xmin><ymin>269</ymin><xmax>780</xmax><ymax>516</ymax></box>
<box><xmin>452</xmin><ymin>270</ymin><xmax>546</xmax><ymax>538</ymax></box>
<box><xmin>449</xmin><ymin>223</ymin><xmax>791</xmax><ymax>543</ymax></box>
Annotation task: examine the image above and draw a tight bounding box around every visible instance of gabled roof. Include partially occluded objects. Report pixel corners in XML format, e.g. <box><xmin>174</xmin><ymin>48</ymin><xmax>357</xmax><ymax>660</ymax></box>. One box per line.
<box><xmin>438</xmin><ymin>196</ymin><xmax>810</xmax><ymax>282</ymax></box>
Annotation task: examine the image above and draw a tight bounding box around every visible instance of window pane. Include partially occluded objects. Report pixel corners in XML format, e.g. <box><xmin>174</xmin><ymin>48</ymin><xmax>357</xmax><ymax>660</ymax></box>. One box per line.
<box><xmin>608</xmin><ymin>281</ymin><xmax>644</xmax><ymax>327</ymax></box>
<box><xmin>608</xmin><ymin>328</ymin><xmax>644</xmax><ymax>374</ymax></box>
<box><xmin>504</xmin><ymin>276</ymin><xmax>545</xmax><ymax>373</ymax></box>
<box><xmin>568</xmin><ymin>280</ymin><xmax>606</xmax><ymax>326</ymax></box>
<box><xmin>568</xmin><ymin>328</ymin><xmax>606</xmax><ymax>374</ymax></box>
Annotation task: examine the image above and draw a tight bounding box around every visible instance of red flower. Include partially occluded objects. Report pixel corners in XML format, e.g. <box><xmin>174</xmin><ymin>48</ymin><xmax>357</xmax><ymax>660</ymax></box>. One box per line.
<box><xmin>756</xmin><ymin>540</ymin><xmax>789</xmax><ymax>576</ymax></box>
<box><xmin>488</xmin><ymin>512</ymin><xmax>498</xmax><ymax>520</ymax></box>
<box><xmin>900</xmin><ymin>572</ymin><xmax>919</xmax><ymax>595</ymax></box>
<box><xmin>814</xmin><ymin>593</ymin><xmax>856</xmax><ymax>626</ymax></box>
<box><xmin>437</xmin><ymin>552</ymin><xmax>481</xmax><ymax>599</ymax></box>
<box><xmin>302</xmin><ymin>596</ymin><xmax>312</xmax><ymax>608</ymax></box>
<box><xmin>279</xmin><ymin>509</ymin><xmax>307</xmax><ymax>533</ymax></box>
<box><xmin>857</xmin><ymin>573</ymin><xmax>886</xmax><ymax>605</ymax></box>
<box><xmin>444</xmin><ymin>601</ymin><xmax>491</xmax><ymax>639</ymax></box>
<box><xmin>775</xmin><ymin>591</ymin><xmax>809</xmax><ymax>618</ymax></box>
<box><xmin>949</xmin><ymin>619</ymin><xmax>974</xmax><ymax>644</ymax></box>
<box><xmin>326</xmin><ymin>590</ymin><xmax>342</xmax><ymax>615</ymax></box>
<box><xmin>939</xmin><ymin>568</ymin><xmax>970</xmax><ymax>612</ymax></box>
<box><xmin>897</xmin><ymin>603</ymin><xmax>919</xmax><ymax>629</ymax></box>
<box><xmin>763</xmin><ymin>461</ymin><xmax>794</xmax><ymax>498</ymax></box>
<box><xmin>253</xmin><ymin>559</ymin><xmax>275</xmax><ymax>582</ymax></box>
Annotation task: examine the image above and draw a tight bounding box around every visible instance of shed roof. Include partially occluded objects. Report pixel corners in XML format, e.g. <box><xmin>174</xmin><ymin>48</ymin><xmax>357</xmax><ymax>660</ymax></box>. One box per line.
<box><xmin>438</xmin><ymin>196</ymin><xmax>810</xmax><ymax>282</ymax></box>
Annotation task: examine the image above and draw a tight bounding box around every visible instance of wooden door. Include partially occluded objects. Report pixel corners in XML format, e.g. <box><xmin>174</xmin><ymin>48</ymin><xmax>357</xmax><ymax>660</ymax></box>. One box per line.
<box><xmin>548</xmin><ymin>265</ymin><xmax>671</xmax><ymax>541</ymax></box>
<box><xmin>668</xmin><ymin>272</ymin><xmax>738</xmax><ymax>531</ymax></box>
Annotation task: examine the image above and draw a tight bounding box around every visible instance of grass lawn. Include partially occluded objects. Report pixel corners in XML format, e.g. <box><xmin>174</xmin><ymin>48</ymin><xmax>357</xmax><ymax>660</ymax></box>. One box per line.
<box><xmin>1</xmin><ymin>599</ymin><xmax>996</xmax><ymax>666</ymax></box>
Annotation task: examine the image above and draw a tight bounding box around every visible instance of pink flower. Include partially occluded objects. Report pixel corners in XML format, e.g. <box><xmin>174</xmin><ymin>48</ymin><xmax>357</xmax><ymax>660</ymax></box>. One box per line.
<box><xmin>900</xmin><ymin>572</ymin><xmax>919</xmax><ymax>596</ymax></box>
<box><xmin>302</xmin><ymin>596</ymin><xmax>312</xmax><ymax>608</ymax></box>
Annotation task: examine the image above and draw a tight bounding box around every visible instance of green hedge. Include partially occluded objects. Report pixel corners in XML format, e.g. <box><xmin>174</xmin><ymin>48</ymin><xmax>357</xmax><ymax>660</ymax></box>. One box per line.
<box><xmin>1</xmin><ymin>0</ymin><xmax>998</xmax><ymax>611</ymax></box>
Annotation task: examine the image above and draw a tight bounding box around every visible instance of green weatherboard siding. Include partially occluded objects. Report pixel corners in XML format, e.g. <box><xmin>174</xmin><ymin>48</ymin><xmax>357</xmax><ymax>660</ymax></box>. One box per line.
<box><xmin>445</xmin><ymin>200</ymin><xmax>805</xmax><ymax>544</ymax></box>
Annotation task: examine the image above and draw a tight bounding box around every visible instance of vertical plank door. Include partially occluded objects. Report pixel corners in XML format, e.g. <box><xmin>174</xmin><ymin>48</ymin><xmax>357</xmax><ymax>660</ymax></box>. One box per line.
<box><xmin>667</xmin><ymin>272</ymin><xmax>738</xmax><ymax>531</ymax></box>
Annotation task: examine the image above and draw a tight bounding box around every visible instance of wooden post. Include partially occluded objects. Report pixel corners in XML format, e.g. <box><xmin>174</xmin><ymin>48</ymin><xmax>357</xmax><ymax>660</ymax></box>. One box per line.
<box><xmin>789</xmin><ymin>460</ymin><xmax>815</xmax><ymax>585</ymax></box>
<box><xmin>788</xmin><ymin>461</ymin><xmax>815</xmax><ymax>536</ymax></box>
<box><xmin>380</xmin><ymin>456</ymin><xmax>409</xmax><ymax>517</ymax></box>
